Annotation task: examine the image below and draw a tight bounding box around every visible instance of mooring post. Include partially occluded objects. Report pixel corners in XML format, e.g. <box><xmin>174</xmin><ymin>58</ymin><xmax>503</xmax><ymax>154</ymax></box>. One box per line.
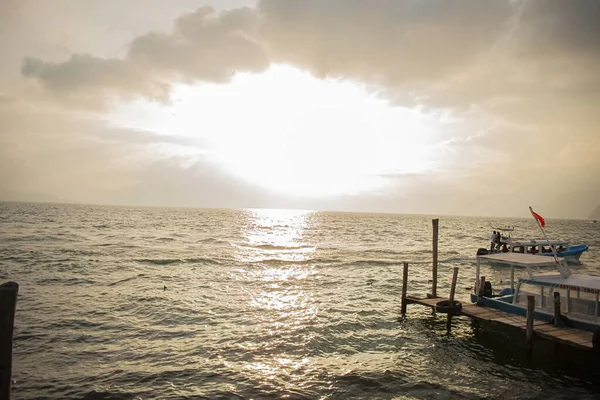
<box><xmin>401</xmin><ymin>262</ymin><xmax>409</xmax><ymax>314</ymax></box>
<box><xmin>526</xmin><ymin>295</ymin><xmax>535</xmax><ymax>352</ymax></box>
<box><xmin>477</xmin><ymin>276</ymin><xmax>486</xmax><ymax>305</ymax></box>
<box><xmin>430</xmin><ymin>219</ymin><xmax>439</xmax><ymax>298</ymax></box>
<box><xmin>553</xmin><ymin>291</ymin><xmax>561</xmax><ymax>326</ymax></box>
<box><xmin>0</xmin><ymin>282</ymin><xmax>18</xmax><ymax>400</ymax></box>
<box><xmin>446</xmin><ymin>267</ymin><xmax>459</xmax><ymax>332</ymax></box>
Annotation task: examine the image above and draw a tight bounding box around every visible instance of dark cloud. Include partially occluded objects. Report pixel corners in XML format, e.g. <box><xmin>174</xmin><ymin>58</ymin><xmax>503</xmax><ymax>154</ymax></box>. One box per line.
<box><xmin>259</xmin><ymin>0</ymin><xmax>513</xmax><ymax>84</ymax></box>
<box><xmin>516</xmin><ymin>0</ymin><xmax>600</xmax><ymax>59</ymax></box>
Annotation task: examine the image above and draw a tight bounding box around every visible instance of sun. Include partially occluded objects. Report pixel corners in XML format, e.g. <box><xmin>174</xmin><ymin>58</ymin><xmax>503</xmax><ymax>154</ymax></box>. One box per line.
<box><xmin>109</xmin><ymin>64</ymin><xmax>438</xmax><ymax>198</ymax></box>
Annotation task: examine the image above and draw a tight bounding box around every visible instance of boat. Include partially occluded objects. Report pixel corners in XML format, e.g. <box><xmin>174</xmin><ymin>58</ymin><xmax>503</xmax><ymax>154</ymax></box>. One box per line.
<box><xmin>472</xmin><ymin>253</ymin><xmax>600</xmax><ymax>334</ymax></box>
<box><xmin>477</xmin><ymin>233</ymin><xmax>588</xmax><ymax>264</ymax></box>
<box><xmin>509</xmin><ymin>239</ymin><xmax>588</xmax><ymax>264</ymax></box>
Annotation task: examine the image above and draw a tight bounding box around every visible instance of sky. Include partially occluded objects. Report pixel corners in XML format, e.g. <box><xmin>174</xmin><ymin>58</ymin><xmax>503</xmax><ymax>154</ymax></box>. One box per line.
<box><xmin>1</xmin><ymin>0</ymin><xmax>599</xmax><ymax>218</ymax></box>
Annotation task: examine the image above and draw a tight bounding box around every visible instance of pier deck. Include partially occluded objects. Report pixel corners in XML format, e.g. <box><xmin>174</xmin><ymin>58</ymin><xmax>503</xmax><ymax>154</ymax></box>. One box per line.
<box><xmin>406</xmin><ymin>296</ymin><xmax>594</xmax><ymax>350</ymax></box>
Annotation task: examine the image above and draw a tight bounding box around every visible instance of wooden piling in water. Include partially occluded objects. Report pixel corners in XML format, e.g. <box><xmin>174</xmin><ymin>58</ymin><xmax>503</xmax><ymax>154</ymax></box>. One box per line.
<box><xmin>446</xmin><ymin>267</ymin><xmax>459</xmax><ymax>332</ymax></box>
<box><xmin>477</xmin><ymin>276</ymin><xmax>486</xmax><ymax>305</ymax></box>
<box><xmin>526</xmin><ymin>295</ymin><xmax>535</xmax><ymax>352</ymax></box>
<box><xmin>553</xmin><ymin>291</ymin><xmax>561</xmax><ymax>326</ymax></box>
<box><xmin>431</xmin><ymin>219</ymin><xmax>439</xmax><ymax>298</ymax></box>
<box><xmin>401</xmin><ymin>262</ymin><xmax>409</xmax><ymax>315</ymax></box>
<box><xmin>0</xmin><ymin>282</ymin><xmax>18</xmax><ymax>400</ymax></box>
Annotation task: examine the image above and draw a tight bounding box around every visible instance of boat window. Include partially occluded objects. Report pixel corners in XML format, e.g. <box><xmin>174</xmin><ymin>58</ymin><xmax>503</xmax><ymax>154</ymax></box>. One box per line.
<box><xmin>512</xmin><ymin>246</ymin><xmax>524</xmax><ymax>254</ymax></box>
<box><xmin>517</xmin><ymin>283</ymin><xmax>542</xmax><ymax>307</ymax></box>
<box><xmin>569</xmin><ymin>290</ymin><xmax>598</xmax><ymax>319</ymax></box>
<box><xmin>527</xmin><ymin>246</ymin><xmax>539</xmax><ymax>254</ymax></box>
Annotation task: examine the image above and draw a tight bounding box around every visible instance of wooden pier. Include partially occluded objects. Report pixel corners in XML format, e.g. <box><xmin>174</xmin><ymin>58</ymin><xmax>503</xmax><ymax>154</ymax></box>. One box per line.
<box><xmin>399</xmin><ymin>219</ymin><xmax>598</xmax><ymax>353</ymax></box>
<box><xmin>405</xmin><ymin>295</ymin><xmax>594</xmax><ymax>350</ymax></box>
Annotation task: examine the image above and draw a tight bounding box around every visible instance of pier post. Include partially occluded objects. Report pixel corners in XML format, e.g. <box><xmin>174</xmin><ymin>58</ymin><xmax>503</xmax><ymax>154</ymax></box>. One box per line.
<box><xmin>477</xmin><ymin>276</ymin><xmax>486</xmax><ymax>305</ymax></box>
<box><xmin>431</xmin><ymin>219</ymin><xmax>439</xmax><ymax>298</ymax></box>
<box><xmin>553</xmin><ymin>291</ymin><xmax>561</xmax><ymax>326</ymax></box>
<box><xmin>0</xmin><ymin>282</ymin><xmax>18</xmax><ymax>400</ymax></box>
<box><xmin>446</xmin><ymin>267</ymin><xmax>459</xmax><ymax>332</ymax></box>
<box><xmin>401</xmin><ymin>262</ymin><xmax>409</xmax><ymax>314</ymax></box>
<box><xmin>526</xmin><ymin>295</ymin><xmax>535</xmax><ymax>352</ymax></box>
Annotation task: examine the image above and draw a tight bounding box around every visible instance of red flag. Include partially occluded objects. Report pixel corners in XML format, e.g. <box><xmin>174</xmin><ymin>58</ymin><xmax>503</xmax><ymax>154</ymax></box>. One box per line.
<box><xmin>530</xmin><ymin>208</ymin><xmax>545</xmax><ymax>227</ymax></box>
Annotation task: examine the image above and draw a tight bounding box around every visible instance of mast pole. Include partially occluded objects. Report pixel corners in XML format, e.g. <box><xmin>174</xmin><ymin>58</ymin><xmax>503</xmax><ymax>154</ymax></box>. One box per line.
<box><xmin>529</xmin><ymin>206</ymin><xmax>571</xmax><ymax>278</ymax></box>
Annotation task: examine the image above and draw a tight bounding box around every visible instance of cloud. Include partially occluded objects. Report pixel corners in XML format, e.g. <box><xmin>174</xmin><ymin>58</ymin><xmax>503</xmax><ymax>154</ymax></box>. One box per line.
<box><xmin>8</xmin><ymin>0</ymin><xmax>600</xmax><ymax>217</ymax></box>
<box><xmin>260</xmin><ymin>0</ymin><xmax>512</xmax><ymax>84</ymax></box>
<box><xmin>21</xmin><ymin>6</ymin><xmax>268</xmax><ymax>108</ymax></box>
<box><xmin>20</xmin><ymin>1</ymin><xmax>600</xmax><ymax>114</ymax></box>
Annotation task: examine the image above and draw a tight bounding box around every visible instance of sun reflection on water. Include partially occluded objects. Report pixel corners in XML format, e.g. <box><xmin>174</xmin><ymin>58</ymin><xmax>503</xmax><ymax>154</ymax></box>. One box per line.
<box><xmin>233</xmin><ymin>209</ymin><xmax>320</xmax><ymax>387</ymax></box>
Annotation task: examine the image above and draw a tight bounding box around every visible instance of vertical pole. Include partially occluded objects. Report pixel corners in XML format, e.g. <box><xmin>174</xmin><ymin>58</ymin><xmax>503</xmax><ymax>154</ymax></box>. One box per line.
<box><xmin>526</xmin><ymin>295</ymin><xmax>535</xmax><ymax>352</ymax></box>
<box><xmin>477</xmin><ymin>276</ymin><xmax>486</xmax><ymax>305</ymax></box>
<box><xmin>475</xmin><ymin>257</ymin><xmax>481</xmax><ymax>294</ymax></box>
<box><xmin>595</xmin><ymin>291</ymin><xmax>599</xmax><ymax>323</ymax></box>
<box><xmin>478</xmin><ymin>276</ymin><xmax>486</xmax><ymax>297</ymax></box>
<box><xmin>432</xmin><ymin>218</ymin><xmax>439</xmax><ymax>298</ymax></box>
<box><xmin>510</xmin><ymin>265</ymin><xmax>515</xmax><ymax>293</ymax></box>
<box><xmin>541</xmin><ymin>286</ymin><xmax>545</xmax><ymax>309</ymax></box>
<box><xmin>0</xmin><ymin>282</ymin><xmax>19</xmax><ymax>400</ymax></box>
<box><xmin>529</xmin><ymin>206</ymin><xmax>571</xmax><ymax>278</ymax></box>
<box><xmin>401</xmin><ymin>262</ymin><xmax>408</xmax><ymax>315</ymax></box>
<box><xmin>446</xmin><ymin>267</ymin><xmax>459</xmax><ymax>332</ymax></box>
<box><xmin>553</xmin><ymin>291</ymin><xmax>561</xmax><ymax>327</ymax></box>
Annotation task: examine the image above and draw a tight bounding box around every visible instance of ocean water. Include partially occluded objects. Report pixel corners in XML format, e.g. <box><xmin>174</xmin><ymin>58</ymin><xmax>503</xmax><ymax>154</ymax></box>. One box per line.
<box><xmin>1</xmin><ymin>202</ymin><xmax>599</xmax><ymax>399</ymax></box>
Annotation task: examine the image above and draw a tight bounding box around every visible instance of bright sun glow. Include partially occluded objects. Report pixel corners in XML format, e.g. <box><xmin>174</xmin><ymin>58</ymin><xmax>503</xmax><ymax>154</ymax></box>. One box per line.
<box><xmin>110</xmin><ymin>64</ymin><xmax>441</xmax><ymax>197</ymax></box>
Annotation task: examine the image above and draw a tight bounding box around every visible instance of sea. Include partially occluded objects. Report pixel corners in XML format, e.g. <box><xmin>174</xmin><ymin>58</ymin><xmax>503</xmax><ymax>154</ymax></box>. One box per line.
<box><xmin>1</xmin><ymin>201</ymin><xmax>599</xmax><ymax>399</ymax></box>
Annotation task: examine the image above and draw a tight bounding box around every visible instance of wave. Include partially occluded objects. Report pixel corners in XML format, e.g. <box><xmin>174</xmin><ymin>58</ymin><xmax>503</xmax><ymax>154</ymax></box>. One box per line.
<box><xmin>341</xmin><ymin>259</ymin><xmax>405</xmax><ymax>267</ymax></box>
<box><xmin>135</xmin><ymin>258</ymin><xmax>182</xmax><ymax>265</ymax></box>
<box><xmin>253</xmin><ymin>257</ymin><xmax>339</xmax><ymax>266</ymax></box>
<box><xmin>362</xmin><ymin>249</ymin><xmax>403</xmax><ymax>256</ymax></box>
<box><xmin>186</xmin><ymin>257</ymin><xmax>222</xmax><ymax>265</ymax></box>
<box><xmin>107</xmin><ymin>275</ymin><xmax>140</xmax><ymax>286</ymax></box>
<box><xmin>237</xmin><ymin>244</ymin><xmax>316</xmax><ymax>251</ymax></box>
<box><xmin>134</xmin><ymin>257</ymin><xmax>222</xmax><ymax>266</ymax></box>
<box><xmin>36</xmin><ymin>277</ymin><xmax>96</xmax><ymax>285</ymax></box>
<box><xmin>199</xmin><ymin>238</ymin><xmax>230</xmax><ymax>245</ymax></box>
<box><xmin>440</xmin><ymin>255</ymin><xmax>478</xmax><ymax>263</ymax></box>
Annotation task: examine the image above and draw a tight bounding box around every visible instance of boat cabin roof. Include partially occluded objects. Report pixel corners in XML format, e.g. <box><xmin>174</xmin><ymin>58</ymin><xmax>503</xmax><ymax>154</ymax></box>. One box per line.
<box><xmin>510</xmin><ymin>239</ymin><xmax>568</xmax><ymax>246</ymax></box>
<box><xmin>478</xmin><ymin>253</ymin><xmax>562</xmax><ymax>267</ymax></box>
<box><xmin>523</xmin><ymin>274</ymin><xmax>600</xmax><ymax>291</ymax></box>
<box><xmin>492</xmin><ymin>226</ymin><xmax>514</xmax><ymax>232</ymax></box>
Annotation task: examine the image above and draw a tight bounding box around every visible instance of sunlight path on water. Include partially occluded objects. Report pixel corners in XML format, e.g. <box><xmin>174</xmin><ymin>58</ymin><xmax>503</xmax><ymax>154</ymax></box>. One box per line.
<box><xmin>1</xmin><ymin>203</ymin><xmax>600</xmax><ymax>399</ymax></box>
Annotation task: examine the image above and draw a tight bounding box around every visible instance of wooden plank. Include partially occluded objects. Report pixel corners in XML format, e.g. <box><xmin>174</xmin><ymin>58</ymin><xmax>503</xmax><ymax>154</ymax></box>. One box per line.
<box><xmin>533</xmin><ymin>324</ymin><xmax>558</xmax><ymax>332</ymax></box>
<box><xmin>564</xmin><ymin>335</ymin><xmax>594</xmax><ymax>345</ymax></box>
<box><xmin>407</xmin><ymin>297</ymin><xmax>440</xmax><ymax>307</ymax></box>
<box><xmin>403</xmin><ymin>296</ymin><xmax>596</xmax><ymax>351</ymax></box>
<box><xmin>462</xmin><ymin>308</ymin><xmax>501</xmax><ymax>317</ymax></box>
<box><xmin>550</xmin><ymin>330</ymin><xmax>592</xmax><ymax>341</ymax></box>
